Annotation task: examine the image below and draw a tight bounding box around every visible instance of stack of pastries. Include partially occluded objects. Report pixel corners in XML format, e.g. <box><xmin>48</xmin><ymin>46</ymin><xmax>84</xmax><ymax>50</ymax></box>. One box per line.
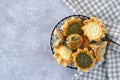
<box><xmin>53</xmin><ymin>16</ymin><xmax>108</xmax><ymax>72</ymax></box>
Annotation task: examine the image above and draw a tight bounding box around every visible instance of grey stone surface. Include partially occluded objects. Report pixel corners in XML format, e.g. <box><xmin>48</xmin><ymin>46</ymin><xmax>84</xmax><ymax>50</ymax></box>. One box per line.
<box><xmin>0</xmin><ymin>0</ymin><xmax>76</xmax><ymax>80</ymax></box>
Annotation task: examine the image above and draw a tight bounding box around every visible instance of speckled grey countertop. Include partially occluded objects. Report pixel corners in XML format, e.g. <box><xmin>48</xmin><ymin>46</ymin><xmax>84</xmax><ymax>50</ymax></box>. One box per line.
<box><xmin>0</xmin><ymin>0</ymin><xmax>77</xmax><ymax>80</ymax></box>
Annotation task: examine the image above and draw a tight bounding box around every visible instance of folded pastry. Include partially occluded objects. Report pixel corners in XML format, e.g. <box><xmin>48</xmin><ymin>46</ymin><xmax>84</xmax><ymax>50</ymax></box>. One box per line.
<box><xmin>54</xmin><ymin>28</ymin><xmax>64</xmax><ymax>40</ymax></box>
<box><xmin>53</xmin><ymin>39</ymin><xmax>62</xmax><ymax>48</ymax></box>
<box><xmin>89</xmin><ymin>41</ymin><xmax>108</xmax><ymax>61</ymax></box>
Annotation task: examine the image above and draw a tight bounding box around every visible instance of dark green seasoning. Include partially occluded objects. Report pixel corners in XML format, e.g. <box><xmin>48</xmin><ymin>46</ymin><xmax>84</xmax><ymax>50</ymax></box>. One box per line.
<box><xmin>68</xmin><ymin>23</ymin><xmax>82</xmax><ymax>35</ymax></box>
<box><xmin>71</xmin><ymin>36</ymin><xmax>80</xmax><ymax>42</ymax></box>
<box><xmin>76</xmin><ymin>52</ymin><xmax>92</xmax><ymax>68</ymax></box>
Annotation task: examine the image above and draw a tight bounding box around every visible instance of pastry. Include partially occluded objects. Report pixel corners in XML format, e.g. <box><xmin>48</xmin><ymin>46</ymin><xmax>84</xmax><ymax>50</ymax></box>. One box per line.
<box><xmin>66</xmin><ymin>34</ymin><xmax>83</xmax><ymax>50</ymax></box>
<box><xmin>53</xmin><ymin>39</ymin><xmax>62</xmax><ymax>48</ymax></box>
<box><xmin>81</xmin><ymin>35</ymin><xmax>89</xmax><ymax>48</ymax></box>
<box><xmin>54</xmin><ymin>28</ymin><xmax>64</xmax><ymax>40</ymax></box>
<box><xmin>72</xmin><ymin>47</ymin><xmax>96</xmax><ymax>72</ymax></box>
<box><xmin>82</xmin><ymin>17</ymin><xmax>106</xmax><ymax>41</ymax></box>
<box><xmin>53</xmin><ymin>45</ymin><xmax>73</xmax><ymax>66</ymax></box>
<box><xmin>89</xmin><ymin>41</ymin><xmax>108</xmax><ymax>61</ymax></box>
<box><xmin>61</xmin><ymin>17</ymin><xmax>83</xmax><ymax>37</ymax></box>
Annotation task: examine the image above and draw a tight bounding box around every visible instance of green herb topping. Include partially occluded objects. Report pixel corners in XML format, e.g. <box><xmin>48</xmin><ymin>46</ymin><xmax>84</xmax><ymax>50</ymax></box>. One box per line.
<box><xmin>68</xmin><ymin>23</ymin><xmax>82</xmax><ymax>35</ymax></box>
<box><xmin>76</xmin><ymin>52</ymin><xmax>92</xmax><ymax>68</ymax></box>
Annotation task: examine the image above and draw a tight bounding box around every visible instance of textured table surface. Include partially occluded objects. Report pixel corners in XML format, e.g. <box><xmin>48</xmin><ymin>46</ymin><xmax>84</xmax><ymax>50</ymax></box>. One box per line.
<box><xmin>0</xmin><ymin>0</ymin><xmax>77</xmax><ymax>80</ymax></box>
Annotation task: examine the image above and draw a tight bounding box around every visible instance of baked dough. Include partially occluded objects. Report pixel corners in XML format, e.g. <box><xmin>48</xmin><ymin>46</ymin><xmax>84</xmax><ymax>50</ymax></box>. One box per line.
<box><xmin>61</xmin><ymin>17</ymin><xmax>83</xmax><ymax>36</ymax></box>
<box><xmin>72</xmin><ymin>47</ymin><xmax>96</xmax><ymax>72</ymax></box>
<box><xmin>82</xmin><ymin>17</ymin><xmax>106</xmax><ymax>41</ymax></box>
<box><xmin>89</xmin><ymin>41</ymin><xmax>108</xmax><ymax>61</ymax></box>
<box><xmin>54</xmin><ymin>28</ymin><xmax>64</xmax><ymax>40</ymax></box>
<box><xmin>66</xmin><ymin>34</ymin><xmax>83</xmax><ymax>50</ymax></box>
<box><xmin>81</xmin><ymin>35</ymin><xmax>89</xmax><ymax>48</ymax></box>
<box><xmin>53</xmin><ymin>45</ymin><xmax>73</xmax><ymax>66</ymax></box>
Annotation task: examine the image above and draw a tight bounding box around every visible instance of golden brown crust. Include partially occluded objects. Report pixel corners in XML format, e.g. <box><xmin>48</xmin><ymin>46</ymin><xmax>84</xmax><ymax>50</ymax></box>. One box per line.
<box><xmin>54</xmin><ymin>28</ymin><xmax>65</xmax><ymax>40</ymax></box>
<box><xmin>89</xmin><ymin>41</ymin><xmax>108</xmax><ymax>61</ymax></box>
<box><xmin>66</xmin><ymin>34</ymin><xmax>83</xmax><ymax>50</ymax></box>
<box><xmin>53</xmin><ymin>39</ymin><xmax>62</xmax><ymax>48</ymax></box>
<box><xmin>81</xmin><ymin>35</ymin><xmax>89</xmax><ymax>48</ymax></box>
<box><xmin>53</xmin><ymin>45</ymin><xmax>73</xmax><ymax>66</ymax></box>
<box><xmin>82</xmin><ymin>17</ymin><xmax>106</xmax><ymax>41</ymax></box>
<box><xmin>61</xmin><ymin>17</ymin><xmax>83</xmax><ymax>37</ymax></box>
<box><xmin>72</xmin><ymin>47</ymin><xmax>96</xmax><ymax>72</ymax></box>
